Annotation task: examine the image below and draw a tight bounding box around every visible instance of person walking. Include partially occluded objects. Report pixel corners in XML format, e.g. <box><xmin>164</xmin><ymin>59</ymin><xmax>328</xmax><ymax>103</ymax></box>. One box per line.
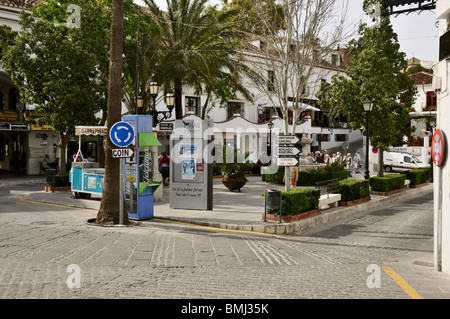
<box><xmin>346</xmin><ymin>153</ymin><xmax>353</xmax><ymax>177</ymax></box>
<box><xmin>159</xmin><ymin>152</ymin><xmax>170</xmax><ymax>186</ymax></box>
<box><xmin>283</xmin><ymin>165</ymin><xmax>299</xmax><ymax>191</ymax></box>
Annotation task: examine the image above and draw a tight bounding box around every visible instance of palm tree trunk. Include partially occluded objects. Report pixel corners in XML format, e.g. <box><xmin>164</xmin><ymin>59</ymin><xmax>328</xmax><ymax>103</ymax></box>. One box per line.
<box><xmin>96</xmin><ymin>0</ymin><xmax>129</xmax><ymax>225</ymax></box>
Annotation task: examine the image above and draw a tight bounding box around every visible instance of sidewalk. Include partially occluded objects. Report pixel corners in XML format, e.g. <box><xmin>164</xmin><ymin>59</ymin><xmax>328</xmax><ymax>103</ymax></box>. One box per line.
<box><xmin>14</xmin><ymin>174</ymin><xmax>434</xmax><ymax>235</ymax></box>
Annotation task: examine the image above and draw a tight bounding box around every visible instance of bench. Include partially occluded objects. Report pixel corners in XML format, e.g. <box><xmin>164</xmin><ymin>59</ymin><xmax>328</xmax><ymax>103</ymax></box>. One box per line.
<box><xmin>315</xmin><ymin>179</ymin><xmax>342</xmax><ymax>210</ymax></box>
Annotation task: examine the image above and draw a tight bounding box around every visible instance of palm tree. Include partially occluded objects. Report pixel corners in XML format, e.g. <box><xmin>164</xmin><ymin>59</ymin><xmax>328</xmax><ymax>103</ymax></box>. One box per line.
<box><xmin>96</xmin><ymin>0</ymin><xmax>130</xmax><ymax>225</ymax></box>
<box><xmin>143</xmin><ymin>0</ymin><xmax>251</xmax><ymax>119</ymax></box>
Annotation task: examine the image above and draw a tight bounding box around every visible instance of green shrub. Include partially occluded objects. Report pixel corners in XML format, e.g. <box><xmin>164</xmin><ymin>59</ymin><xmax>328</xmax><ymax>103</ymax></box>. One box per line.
<box><xmin>262</xmin><ymin>164</ymin><xmax>348</xmax><ymax>186</ymax></box>
<box><xmin>403</xmin><ymin>168</ymin><xmax>430</xmax><ymax>185</ymax></box>
<box><xmin>262</xmin><ymin>166</ymin><xmax>285</xmax><ymax>184</ymax></box>
<box><xmin>297</xmin><ymin>170</ymin><xmax>348</xmax><ymax>186</ymax></box>
<box><xmin>339</xmin><ymin>179</ymin><xmax>369</xmax><ymax>202</ymax></box>
<box><xmin>369</xmin><ymin>174</ymin><xmax>405</xmax><ymax>192</ymax></box>
<box><xmin>263</xmin><ymin>188</ymin><xmax>320</xmax><ymax>215</ymax></box>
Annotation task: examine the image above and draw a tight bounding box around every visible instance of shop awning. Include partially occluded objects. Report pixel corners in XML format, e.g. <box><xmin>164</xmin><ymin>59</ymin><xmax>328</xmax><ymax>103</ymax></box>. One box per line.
<box><xmin>139</xmin><ymin>132</ymin><xmax>162</xmax><ymax>147</ymax></box>
<box><xmin>75</xmin><ymin>126</ymin><xmax>107</xmax><ymax>136</ymax></box>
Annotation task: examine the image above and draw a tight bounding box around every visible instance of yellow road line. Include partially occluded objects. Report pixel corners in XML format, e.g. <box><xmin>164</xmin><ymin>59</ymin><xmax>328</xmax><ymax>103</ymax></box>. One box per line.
<box><xmin>382</xmin><ymin>266</ymin><xmax>423</xmax><ymax>299</ymax></box>
<box><xmin>18</xmin><ymin>196</ymin><xmax>289</xmax><ymax>237</ymax></box>
<box><xmin>18</xmin><ymin>196</ymin><xmax>97</xmax><ymax>212</ymax></box>
<box><xmin>153</xmin><ymin>218</ymin><xmax>293</xmax><ymax>237</ymax></box>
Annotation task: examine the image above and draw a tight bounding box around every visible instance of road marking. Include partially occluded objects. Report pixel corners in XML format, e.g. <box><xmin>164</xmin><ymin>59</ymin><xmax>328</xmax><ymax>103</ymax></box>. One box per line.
<box><xmin>382</xmin><ymin>266</ymin><xmax>423</xmax><ymax>299</ymax></box>
<box><xmin>17</xmin><ymin>196</ymin><xmax>291</xmax><ymax>237</ymax></box>
<box><xmin>153</xmin><ymin>218</ymin><xmax>294</xmax><ymax>237</ymax></box>
<box><xmin>18</xmin><ymin>196</ymin><xmax>97</xmax><ymax>212</ymax></box>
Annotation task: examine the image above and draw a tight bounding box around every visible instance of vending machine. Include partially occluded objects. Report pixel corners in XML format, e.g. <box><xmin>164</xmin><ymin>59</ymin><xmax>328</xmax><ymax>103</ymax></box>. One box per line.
<box><xmin>122</xmin><ymin>115</ymin><xmax>161</xmax><ymax>219</ymax></box>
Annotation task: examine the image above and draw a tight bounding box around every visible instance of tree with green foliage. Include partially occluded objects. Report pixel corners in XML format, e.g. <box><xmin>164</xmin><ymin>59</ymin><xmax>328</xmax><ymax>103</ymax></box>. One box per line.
<box><xmin>143</xmin><ymin>0</ymin><xmax>251</xmax><ymax>119</ymax></box>
<box><xmin>317</xmin><ymin>0</ymin><xmax>417</xmax><ymax>177</ymax></box>
<box><xmin>2</xmin><ymin>0</ymin><xmax>112</xmax><ymax>174</ymax></box>
<box><xmin>220</xmin><ymin>0</ymin><xmax>285</xmax><ymax>36</ymax></box>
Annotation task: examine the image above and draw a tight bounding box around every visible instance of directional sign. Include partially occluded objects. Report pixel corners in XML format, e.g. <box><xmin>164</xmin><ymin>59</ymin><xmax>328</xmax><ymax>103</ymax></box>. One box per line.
<box><xmin>277</xmin><ymin>157</ymin><xmax>299</xmax><ymax>167</ymax></box>
<box><xmin>432</xmin><ymin>129</ymin><xmax>446</xmax><ymax>167</ymax></box>
<box><xmin>276</xmin><ymin>145</ymin><xmax>301</xmax><ymax>156</ymax></box>
<box><xmin>110</xmin><ymin>121</ymin><xmax>135</xmax><ymax>147</ymax></box>
<box><xmin>277</xmin><ymin>134</ymin><xmax>301</xmax><ymax>145</ymax></box>
<box><xmin>112</xmin><ymin>148</ymin><xmax>134</xmax><ymax>158</ymax></box>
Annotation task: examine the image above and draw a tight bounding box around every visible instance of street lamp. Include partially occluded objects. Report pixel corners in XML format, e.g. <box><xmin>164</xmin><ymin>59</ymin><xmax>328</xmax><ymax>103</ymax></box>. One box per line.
<box><xmin>151</xmin><ymin>89</ymin><xmax>175</xmax><ymax>128</ymax></box>
<box><xmin>135</xmin><ymin>5</ymin><xmax>141</xmax><ymax>115</ymax></box>
<box><xmin>363</xmin><ymin>99</ymin><xmax>373</xmax><ymax>180</ymax></box>
<box><xmin>267</xmin><ymin>120</ymin><xmax>274</xmax><ymax>156</ymax></box>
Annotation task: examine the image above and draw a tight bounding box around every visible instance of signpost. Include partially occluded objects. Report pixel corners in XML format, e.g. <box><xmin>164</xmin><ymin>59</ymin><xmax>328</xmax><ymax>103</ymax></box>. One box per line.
<box><xmin>109</xmin><ymin>121</ymin><xmax>135</xmax><ymax>225</ymax></box>
<box><xmin>112</xmin><ymin>148</ymin><xmax>134</xmax><ymax>158</ymax></box>
<box><xmin>277</xmin><ymin>157</ymin><xmax>299</xmax><ymax>167</ymax></box>
<box><xmin>110</xmin><ymin>121</ymin><xmax>135</xmax><ymax>148</ymax></box>
<box><xmin>432</xmin><ymin>129</ymin><xmax>446</xmax><ymax>167</ymax></box>
<box><xmin>276</xmin><ymin>134</ymin><xmax>302</xmax><ymax>167</ymax></box>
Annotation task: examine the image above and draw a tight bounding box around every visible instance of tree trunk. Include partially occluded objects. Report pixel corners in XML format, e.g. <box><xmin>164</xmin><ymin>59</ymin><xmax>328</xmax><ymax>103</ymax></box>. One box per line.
<box><xmin>377</xmin><ymin>149</ymin><xmax>384</xmax><ymax>177</ymax></box>
<box><xmin>96</xmin><ymin>0</ymin><xmax>129</xmax><ymax>225</ymax></box>
<box><xmin>59</xmin><ymin>132</ymin><xmax>68</xmax><ymax>175</ymax></box>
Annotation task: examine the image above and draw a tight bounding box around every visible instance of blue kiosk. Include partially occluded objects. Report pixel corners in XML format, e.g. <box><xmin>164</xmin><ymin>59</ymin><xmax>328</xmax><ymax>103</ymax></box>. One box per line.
<box><xmin>122</xmin><ymin>115</ymin><xmax>161</xmax><ymax>220</ymax></box>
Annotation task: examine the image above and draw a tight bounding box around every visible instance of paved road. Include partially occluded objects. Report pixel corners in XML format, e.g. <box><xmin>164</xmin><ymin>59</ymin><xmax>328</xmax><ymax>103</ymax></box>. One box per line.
<box><xmin>1</xmin><ymin>182</ymin><xmax>449</xmax><ymax>303</ymax></box>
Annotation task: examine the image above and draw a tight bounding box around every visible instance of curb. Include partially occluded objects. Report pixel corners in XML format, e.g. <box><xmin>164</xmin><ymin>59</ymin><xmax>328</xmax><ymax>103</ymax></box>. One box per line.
<box><xmin>21</xmin><ymin>182</ymin><xmax>433</xmax><ymax>236</ymax></box>
<box><xmin>155</xmin><ymin>184</ymin><xmax>433</xmax><ymax>235</ymax></box>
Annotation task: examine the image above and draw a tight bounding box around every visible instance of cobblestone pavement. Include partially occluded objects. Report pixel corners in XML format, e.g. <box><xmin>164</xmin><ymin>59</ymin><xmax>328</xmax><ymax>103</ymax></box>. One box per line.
<box><xmin>1</xmin><ymin>183</ymin><xmax>450</xmax><ymax>300</ymax></box>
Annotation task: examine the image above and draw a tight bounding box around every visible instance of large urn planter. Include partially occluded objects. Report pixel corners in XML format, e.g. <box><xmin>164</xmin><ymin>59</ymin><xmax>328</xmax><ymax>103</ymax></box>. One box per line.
<box><xmin>222</xmin><ymin>178</ymin><xmax>247</xmax><ymax>192</ymax></box>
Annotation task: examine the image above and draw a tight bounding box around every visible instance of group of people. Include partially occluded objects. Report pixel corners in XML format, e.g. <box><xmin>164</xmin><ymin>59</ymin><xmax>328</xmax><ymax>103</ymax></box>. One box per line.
<box><xmin>309</xmin><ymin>150</ymin><xmax>363</xmax><ymax>175</ymax></box>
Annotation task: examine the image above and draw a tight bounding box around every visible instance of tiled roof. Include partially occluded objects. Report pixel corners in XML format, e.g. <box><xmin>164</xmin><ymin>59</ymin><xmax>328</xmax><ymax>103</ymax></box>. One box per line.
<box><xmin>0</xmin><ymin>0</ymin><xmax>40</xmax><ymax>9</ymax></box>
<box><xmin>409</xmin><ymin>72</ymin><xmax>433</xmax><ymax>85</ymax></box>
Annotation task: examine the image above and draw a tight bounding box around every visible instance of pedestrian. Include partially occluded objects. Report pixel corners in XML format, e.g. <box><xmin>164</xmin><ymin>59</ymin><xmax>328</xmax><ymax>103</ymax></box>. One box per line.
<box><xmin>346</xmin><ymin>153</ymin><xmax>352</xmax><ymax>177</ymax></box>
<box><xmin>283</xmin><ymin>164</ymin><xmax>299</xmax><ymax>191</ymax></box>
<box><xmin>159</xmin><ymin>152</ymin><xmax>170</xmax><ymax>186</ymax></box>
<box><xmin>353</xmin><ymin>153</ymin><xmax>360</xmax><ymax>174</ymax></box>
<box><xmin>324</xmin><ymin>154</ymin><xmax>331</xmax><ymax>164</ymax></box>
<box><xmin>316</xmin><ymin>152</ymin><xmax>324</xmax><ymax>163</ymax></box>
<box><xmin>41</xmin><ymin>154</ymin><xmax>52</xmax><ymax>169</ymax></box>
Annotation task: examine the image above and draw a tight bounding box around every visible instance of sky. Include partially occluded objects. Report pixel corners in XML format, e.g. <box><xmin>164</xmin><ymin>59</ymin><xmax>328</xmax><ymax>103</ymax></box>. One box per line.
<box><xmin>135</xmin><ymin>0</ymin><xmax>440</xmax><ymax>62</ymax></box>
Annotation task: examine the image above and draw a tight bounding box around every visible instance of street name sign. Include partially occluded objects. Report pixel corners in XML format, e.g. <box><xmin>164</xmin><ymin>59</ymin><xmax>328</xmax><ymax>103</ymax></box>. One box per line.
<box><xmin>277</xmin><ymin>134</ymin><xmax>301</xmax><ymax>145</ymax></box>
<box><xmin>276</xmin><ymin>146</ymin><xmax>301</xmax><ymax>156</ymax></box>
<box><xmin>277</xmin><ymin>157</ymin><xmax>299</xmax><ymax>167</ymax></box>
<box><xmin>112</xmin><ymin>148</ymin><xmax>134</xmax><ymax>158</ymax></box>
<box><xmin>110</xmin><ymin>121</ymin><xmax>135</xmax><ymax>147</ymax></box>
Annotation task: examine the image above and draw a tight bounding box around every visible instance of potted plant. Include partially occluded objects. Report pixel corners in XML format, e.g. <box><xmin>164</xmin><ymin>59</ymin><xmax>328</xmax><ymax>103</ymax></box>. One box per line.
<box><xmin>217</xmin><ymin>146</ymin><xmax>252</xmax><ymax>192</ymax></box>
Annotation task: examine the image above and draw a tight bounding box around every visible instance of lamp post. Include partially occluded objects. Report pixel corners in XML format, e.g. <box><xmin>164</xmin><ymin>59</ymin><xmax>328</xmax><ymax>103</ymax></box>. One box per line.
<box><xmin>135</xmin><ymin>5</ymin><xmax>141</xmax><ymax>114</ymax></box>
<box><xmin>363</xmin><ymin>99</ymin><xmax>373</xmax><ymax>180</ymax></box>
<box><xmin>149</xmin><ymin>81</ymin><xmax>158</xmax><ymax>121</ymax></box>
<box><xmin>267</xmin><ymin>120</ymin><xmax>274</xmax><ymax>156</ymax></box>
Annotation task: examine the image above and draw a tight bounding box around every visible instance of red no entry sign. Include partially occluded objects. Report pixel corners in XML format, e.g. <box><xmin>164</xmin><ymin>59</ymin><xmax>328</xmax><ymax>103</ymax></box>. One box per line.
<box><xmin>432</xmin><ymin>129</ymin><xmax>446</xmax><ymax>167</ymax></box>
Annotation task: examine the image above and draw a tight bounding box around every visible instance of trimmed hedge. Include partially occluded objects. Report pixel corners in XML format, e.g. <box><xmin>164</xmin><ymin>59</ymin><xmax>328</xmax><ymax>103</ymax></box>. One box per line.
<box><xmin>297</xmin><ymin>170</ymin><xmax>348</xmax><ymax>186</ymax></box>
<box><xmin>281</xmin><ymin>188</ymin><xmax>320</xmax><ymax>216</ymax></box>
<box><xmin>369</xmin><ymin>174</ymin><xmax>405</xmax><ymax>192</ymax></box>
<box><xmin>338</xmin><ymin>179</ymin><xmax>369</xmax><ymax>202</ymax></box>
<box><xmin>263</xmin><ymin>188</ymin><xmax>320</xmax><ymax>216</ymax></box>
<box><xmin>262</xmin><ymin>166</ymin><xmax>348</xmax><ymax>186</ymax></box>
<box><xmin>403</xmin><ymin>168</ymin><xmax>430</xmax><ymax>186</ymax></box>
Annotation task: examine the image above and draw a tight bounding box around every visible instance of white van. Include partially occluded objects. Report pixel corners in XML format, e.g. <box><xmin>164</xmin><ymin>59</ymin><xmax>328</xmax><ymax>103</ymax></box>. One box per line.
<box><xmin>383</xmin><ymin>151</ymin><xmax>430</xmax><ymax>172</ymax></box>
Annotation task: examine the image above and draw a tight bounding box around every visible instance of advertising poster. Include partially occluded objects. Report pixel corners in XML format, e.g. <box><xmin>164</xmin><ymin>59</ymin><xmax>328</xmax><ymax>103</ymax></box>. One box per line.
<box><xmin>182</xmin><ymin>159</ymin><xmax>196</xmax><ymax>180</ymax></box>
<box><xmin>179</xmin><ymin>144</ymin><xmax>198</xmax><ymax>158</ymax></box>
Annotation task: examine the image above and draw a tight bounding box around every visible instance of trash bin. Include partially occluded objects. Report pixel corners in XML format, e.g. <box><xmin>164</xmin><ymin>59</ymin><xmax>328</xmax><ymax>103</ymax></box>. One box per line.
<box><xmin>264</xmin><ymin>189</ymin><xmax>282</xmax><ymax>223</ymax></box>
<box><xmin>45</xmin><ymin>169</ymin><xmax>56</xmax><ymax>192</ymax></box>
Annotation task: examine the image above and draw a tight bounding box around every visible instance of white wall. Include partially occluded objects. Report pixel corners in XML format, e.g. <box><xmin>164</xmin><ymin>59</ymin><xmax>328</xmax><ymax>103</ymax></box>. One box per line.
<box><xmin>435</xmin><ymin>0</ymin><xmax>450</xmax><ymax>274</ymax></box>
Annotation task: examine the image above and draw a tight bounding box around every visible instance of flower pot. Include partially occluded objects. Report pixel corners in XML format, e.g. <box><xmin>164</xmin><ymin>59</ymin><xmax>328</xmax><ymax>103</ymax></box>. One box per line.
<box><xmin>222</xmin><ymin>179</ymin><xmax>247</xmax><ymax>192</ymax></box>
